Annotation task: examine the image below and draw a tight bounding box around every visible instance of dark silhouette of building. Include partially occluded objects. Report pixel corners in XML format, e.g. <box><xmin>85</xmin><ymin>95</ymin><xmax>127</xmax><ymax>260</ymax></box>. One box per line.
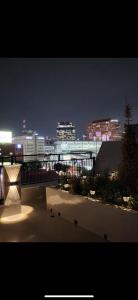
<box><xmin>95</xmin><ymin>141</ymin><xmax>122</xmax><ymax>174</ymax></box>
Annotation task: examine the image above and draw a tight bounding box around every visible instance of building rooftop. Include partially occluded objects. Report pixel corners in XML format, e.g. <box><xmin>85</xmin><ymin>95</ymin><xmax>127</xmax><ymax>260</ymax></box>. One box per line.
<box><xmin>88</xmin><ymin>118</ymin><xmax>119</xmax><ymax>124</ymax></box>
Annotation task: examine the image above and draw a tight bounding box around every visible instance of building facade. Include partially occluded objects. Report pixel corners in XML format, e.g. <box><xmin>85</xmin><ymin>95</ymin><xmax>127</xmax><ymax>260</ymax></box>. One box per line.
<box><xmin>44</xmin><ymin>145</ymin><xmax>55</xmax><ymax>154</ymax></box>
<box><xmin>56</xmin><ymin>122</ymin><xmax>76</xmax><ymax>140</ymax></box>
<box><xmin>54</xmin><ymin>140</ymin><xmax>102</xmax><ymax>156</ymax></box>
<box><xmin>87</xmin><ymin>118</ymin><xmax>121</xmax><ymax>141</ymax></box>
<box><xmin>13</xmin><ymin>134</ymin><xmax>45</xmax><ymax>161</ymax></box>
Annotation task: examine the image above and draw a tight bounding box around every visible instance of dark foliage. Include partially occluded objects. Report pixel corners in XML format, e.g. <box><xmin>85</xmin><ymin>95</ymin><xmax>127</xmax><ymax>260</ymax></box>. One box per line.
<box><xmin>119</xmin><ymin>105</ymin><xmax>138</xmax><ymax>196</ymax></box>
<box><xmin>54</xmin><ymin>163</ymin><xmax>70</xmax><ymax>173</ymax></box>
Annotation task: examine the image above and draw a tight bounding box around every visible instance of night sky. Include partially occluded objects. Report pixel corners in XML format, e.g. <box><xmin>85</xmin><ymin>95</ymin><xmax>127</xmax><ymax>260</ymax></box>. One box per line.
<box><xmin>0</xmin><ymin>57</ymin><xmax>138</xmax><ymax>138</ymax></box>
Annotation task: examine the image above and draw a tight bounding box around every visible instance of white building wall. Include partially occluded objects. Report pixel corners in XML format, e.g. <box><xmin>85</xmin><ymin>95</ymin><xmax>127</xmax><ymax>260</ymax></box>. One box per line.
<box><xmin>13</xmin><ymin>135</ymin><xmax>45</xmax><ymax>161</ymax></box>
<box><xmin>54</xmin><ymin>141</ymin><xmax>102</xmax><ymax>156</ymax></box>
<box><xmin>35</xmin><ymin>137</ymin><xmax>45</xmax><ymax>154</ymax></box>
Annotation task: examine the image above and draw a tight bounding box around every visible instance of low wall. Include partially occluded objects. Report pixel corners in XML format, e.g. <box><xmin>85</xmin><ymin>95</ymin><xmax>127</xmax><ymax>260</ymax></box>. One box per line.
<box><xmin>21</xmin><ymin>186</ymin><xmax>47</xmax><ymax>211</ymax></box>
<box><xmin>20</xmin><ymin>182</ymin><xmax>58</xmax><ymax>211</ymax></box>
<box><xmin>47</xmin><ymin>187</ymin><xmax>138</xmax><ymax>242</ymax></box>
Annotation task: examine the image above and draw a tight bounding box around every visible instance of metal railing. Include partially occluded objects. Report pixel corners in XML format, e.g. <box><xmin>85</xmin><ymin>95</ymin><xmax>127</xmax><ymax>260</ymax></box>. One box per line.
<box><xmin>0</xmin><ymin>152</ymin><xmax>96</xmax><ymax>187</ymax></box>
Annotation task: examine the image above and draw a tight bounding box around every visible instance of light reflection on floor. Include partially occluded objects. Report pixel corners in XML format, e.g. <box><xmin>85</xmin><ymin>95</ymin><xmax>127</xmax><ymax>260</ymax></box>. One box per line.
<box><xmin>0</xmin><ymin>205</ymin><xmax>34</xmax><ymax>224</ymax></box>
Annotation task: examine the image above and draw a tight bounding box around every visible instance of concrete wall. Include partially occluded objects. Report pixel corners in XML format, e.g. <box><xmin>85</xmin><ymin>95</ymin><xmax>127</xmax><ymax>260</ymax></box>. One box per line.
<box><xmin>21</xmin><ymin>186</ymin><xmax>47</xmax><ymax>211</ymax></box>
<box><xmin>21</xmin><ymin>182</ymin><xmax>58</xmax><ymax>211</ymax></box>
<box><xmin>95</xmin><ymin>141</ymin><xmax>122</xmax><ymax>174</ymax></box>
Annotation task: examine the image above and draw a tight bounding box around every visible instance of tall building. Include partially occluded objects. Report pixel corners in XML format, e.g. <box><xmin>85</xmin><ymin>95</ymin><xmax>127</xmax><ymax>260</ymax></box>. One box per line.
<box><xmin>13</xmin><ymin>133</ymin><xmax>45</xmax><ymax>161</ymax></box>
<box><xmin>87</xmin><ymin>118</ymin><xmax>121</xmax><ymax>141</ymax></box>
<box><xmin>57</xmin><ymin>122</ymin><xmax>76</xmax><ymax>140</ymax></box>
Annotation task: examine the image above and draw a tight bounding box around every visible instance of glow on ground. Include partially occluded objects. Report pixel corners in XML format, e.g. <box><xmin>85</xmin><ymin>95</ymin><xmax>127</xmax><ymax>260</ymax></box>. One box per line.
<box><xmin>0</xmin><ymin>205</ymin><xmax>34</xmax><ymax>224</ymax></box>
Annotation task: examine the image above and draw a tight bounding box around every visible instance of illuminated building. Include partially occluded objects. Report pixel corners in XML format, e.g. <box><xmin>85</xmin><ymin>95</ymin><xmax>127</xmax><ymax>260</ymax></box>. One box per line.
<box><xmin>0</xmin><ymin>131</ymin><xmax>23</xmax><ymax>164</ymax></box>
<box><xmin>54</xmin><ymin>140</ymin><xmax>102</xmax><ymax>156</ymax></box>
<box><xmin>13</xmin><ymin>134</ymin><xmax>45</xmax><ymax>161</ymax></box>
<box><xmin>87</xmin><ymin>118</ymin><xmax>121</xmax><ymax>141</ymax></box>
<box><xmin>57</xmin><ymin>122</ymin><xmax>76</xmax><ymax>140</ymax></box>
<box><xmin>45</xmin><ymin>145</ymin><xmax>55</xmax><ymax>154</ymax></box>
<box><xmin>53</xmin><ymin>141</ymin><xmax>102</xmax><ymax>172</ymax></box>
<box><xmin>0</xmin><ymin>131</ymin><xmax>12</xmax><ymax>144</ymax></box>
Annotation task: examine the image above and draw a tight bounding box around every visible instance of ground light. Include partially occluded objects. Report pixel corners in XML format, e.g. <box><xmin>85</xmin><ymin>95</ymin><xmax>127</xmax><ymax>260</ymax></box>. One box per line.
<box><xmin>0</xmin><ymin>205</ymin><xmax>34</xmax><ymax>224</ymax></box>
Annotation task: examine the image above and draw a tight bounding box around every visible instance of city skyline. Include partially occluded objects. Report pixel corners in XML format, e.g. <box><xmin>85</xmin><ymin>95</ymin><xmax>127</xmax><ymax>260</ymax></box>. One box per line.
<box><xmin>0</xmin><ymin>58</ymin><xmax>138</xmax><ymax>137</ymax></box>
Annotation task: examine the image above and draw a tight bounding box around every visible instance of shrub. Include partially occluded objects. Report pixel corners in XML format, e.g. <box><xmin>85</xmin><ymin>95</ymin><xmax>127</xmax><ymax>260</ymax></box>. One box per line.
<box><xmin>94</xmin><ymin>176</ymin><xmax>124</xmax><ymax>204</ymax></box>
<box><xmin>128</xmin><ymin>196</ymin><xmax>138</xmax><ymax>210</ymax></box>
<box><xmin>70</xmin><ymin>177</ymin><xmax>82</xmax><ymax>195</ymax></box>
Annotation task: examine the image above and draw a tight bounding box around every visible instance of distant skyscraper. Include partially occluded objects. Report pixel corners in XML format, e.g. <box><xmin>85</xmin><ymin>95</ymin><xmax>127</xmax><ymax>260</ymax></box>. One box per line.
<box><xmin>13</xmin><ymin>133</ymin><xmax>45</xmax><ymax>161</ymax></box>
<box><xmin>22</xmin><ymin>119</ymin><xmax>27</xmax><ymax>134</ymax></box>
<box><xmin>57</xmin><ymin>122</ymin><xmax>76</xmax><ymax>140</ymax></box>
<box><xmin>87</xmin><ymin>118</ymin><xmax>121</xmax><ymax>141</ymax></box>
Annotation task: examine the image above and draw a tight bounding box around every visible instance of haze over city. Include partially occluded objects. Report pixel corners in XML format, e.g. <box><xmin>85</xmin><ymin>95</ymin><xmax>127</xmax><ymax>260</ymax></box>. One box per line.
<box><xmin>0</xmin><ymin>58</ymin><xmax>138</xmax><ymax>137</ymax></box>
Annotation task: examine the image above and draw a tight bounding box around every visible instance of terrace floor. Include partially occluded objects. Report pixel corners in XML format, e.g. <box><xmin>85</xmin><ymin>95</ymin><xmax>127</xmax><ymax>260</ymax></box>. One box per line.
<box><xmin>0</xmin><ymin>186</ymin><xmax>104</xmax><ymax>242</ymax></box>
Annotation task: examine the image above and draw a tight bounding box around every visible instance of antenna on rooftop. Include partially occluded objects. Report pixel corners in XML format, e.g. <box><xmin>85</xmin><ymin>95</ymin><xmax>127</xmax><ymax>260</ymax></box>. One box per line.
<box><xmin>22</xmin><ymin>119</ymin><xmax>26</xmax><ymax>134</ymax></box>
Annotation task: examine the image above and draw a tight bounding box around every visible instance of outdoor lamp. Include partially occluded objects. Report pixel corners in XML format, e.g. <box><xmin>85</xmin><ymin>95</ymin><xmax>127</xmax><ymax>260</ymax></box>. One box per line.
<box><xmin>123</xmin><ymin>196</ymin><xmax>130</xmax><ymax>202</ymax></box>
<box><xmin>90</xmin><ymin>190</ymin><xmax>95</xmax><ymax>196</ymax></box>
<box><xmin>3</xmin><ymin>164</ymin><xmax>21</xmax><ymax>206</ymax></box>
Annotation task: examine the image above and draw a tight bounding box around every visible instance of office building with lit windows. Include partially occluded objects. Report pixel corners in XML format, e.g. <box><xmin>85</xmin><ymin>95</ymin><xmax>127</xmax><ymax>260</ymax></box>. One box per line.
<box><xmin>57</xmin><ymin>122</ymin><xmax>76</xmax><ymax>140</ymax></box>
<box><xmin>13</xmin><ymin>134</ymin><xmax>45</xmax><ymax>161</ymax></box>
<box><xmin>87</xmin><ymin>118</ymin><xmax>121</xmax><ymax>141</ymax></box>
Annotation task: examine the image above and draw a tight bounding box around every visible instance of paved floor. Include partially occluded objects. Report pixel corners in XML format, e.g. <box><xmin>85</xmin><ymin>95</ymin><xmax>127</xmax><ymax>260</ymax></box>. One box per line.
<box><xmin>0</xmin><ymin>186</ymin><xmax>104</xmax><ymax>242</ymax></box>
<box><xmin>0</xmin><ymin>208</ymin><xmax>104</xmax><ymax>242</ymax></box>
<box><xmin>2</xmin><ymin>185</ymin><xmax>138</xmax><ymax>242</ymax></box>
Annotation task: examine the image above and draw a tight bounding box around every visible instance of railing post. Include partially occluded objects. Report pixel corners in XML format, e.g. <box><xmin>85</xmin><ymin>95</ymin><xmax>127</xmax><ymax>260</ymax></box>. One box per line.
<box><xmin>11</xmin><ymin>155</ymin><xmax>14</xmax><ymax>165</ymax></box>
